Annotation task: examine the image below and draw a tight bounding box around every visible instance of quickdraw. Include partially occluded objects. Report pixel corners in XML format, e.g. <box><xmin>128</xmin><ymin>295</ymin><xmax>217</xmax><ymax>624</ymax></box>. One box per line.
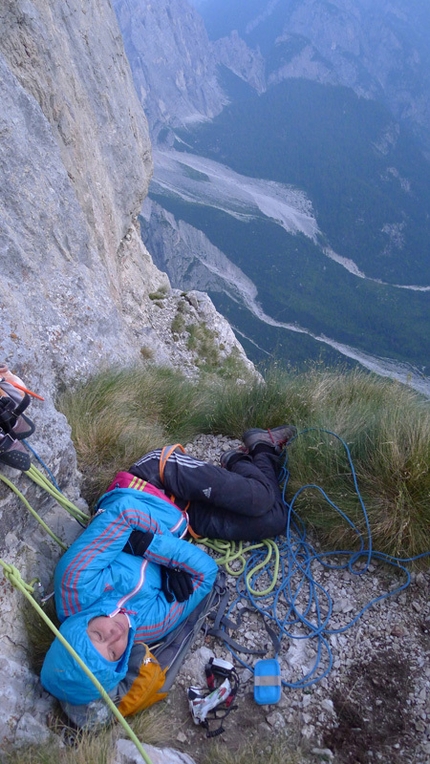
<box><xmin>187</xmin><ymin>656</ymin><xmax>239</xmax><ymax>738</ymax></box>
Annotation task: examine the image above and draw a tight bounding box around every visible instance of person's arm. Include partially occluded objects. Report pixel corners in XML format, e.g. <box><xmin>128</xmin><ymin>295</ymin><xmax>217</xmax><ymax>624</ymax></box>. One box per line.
<box><xmin>134</xmin><ymin>537</ymin><xmax>218</xmax><ymax>644</ymax></box>
<box><xmin>54</xmin><ymin>491</ymin><xmax>186</xmax><ymax>619</ymax></box>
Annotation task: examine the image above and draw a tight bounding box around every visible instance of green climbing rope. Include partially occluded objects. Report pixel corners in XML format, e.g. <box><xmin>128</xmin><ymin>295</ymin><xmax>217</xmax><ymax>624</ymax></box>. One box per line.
<box><xmin>26</xmin><ymin>464</ymin><xmax>89</xmax><ymax>524</ymax></box>
<box><xmin>198</xmin><ymin>537</ymin><xmax>280</xmax><ymax>596</ymax></box>
<box><xmin>0</xmin><ymin>473</ymin><xmax>67</xmax><ymax>550</ymax></box>
<box><xmin>0</xmin><ymin>463</ymin><xmax>90</xmax><ymax>552</ymax></box>
<box><xmin>0</xmin><ymin>559</ymin><xmax>154</xmax><ymax>764</ymax></box>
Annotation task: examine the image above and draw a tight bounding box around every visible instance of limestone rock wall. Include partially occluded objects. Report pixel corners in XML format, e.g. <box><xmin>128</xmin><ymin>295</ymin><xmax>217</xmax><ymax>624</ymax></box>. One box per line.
<box><xmin>0</xmin><ymin>0</ymin><xmax>255</xmax><ymax>747</ymax></box>
<box><xmin>112</xmin><ymin>0</ymin><xmax>231</xmax><ymax>140</ymax></box>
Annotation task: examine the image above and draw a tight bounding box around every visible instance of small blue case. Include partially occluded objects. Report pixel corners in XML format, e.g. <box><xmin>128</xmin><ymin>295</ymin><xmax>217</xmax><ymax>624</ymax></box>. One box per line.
<box><xmin>253</xmin><ymin>658</ymin><xmax>282</xmax><ymax>705</ymax></box>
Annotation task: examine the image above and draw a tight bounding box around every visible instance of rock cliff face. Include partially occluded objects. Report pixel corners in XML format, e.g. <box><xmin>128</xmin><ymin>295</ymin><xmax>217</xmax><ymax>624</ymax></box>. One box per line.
<box><xmin>211</xmin><ymin>30</ymin><xmax>266</xmax><ymax>94</ymax></box>
<box><xmin>141</xmin><ymin>199</ymin><xmax>260</xmax><ymax>300</ymax></box>
<box><xmin>0</xmin><ymin>0</ymin><xmax>254</xmax><ymax>746</ymax></box>
<box><xmin>265</xmin><ymin>0</ymin><xmax>430</xmax><ymax>153</ymax></box>
<box><xmin>112</xmin><ymin>0</ymin><xmax>228</xmax><ymax>140</ymax></box>
<box><xmin>113</xmin><ymin>0</ymin><xmax>270</xmax><ymax>140</ymax></box>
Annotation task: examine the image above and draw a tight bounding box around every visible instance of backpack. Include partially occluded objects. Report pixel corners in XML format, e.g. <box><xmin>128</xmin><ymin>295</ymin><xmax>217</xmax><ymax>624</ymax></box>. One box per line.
<box><xmin>117</xmin><ymin>642</ymin><xmax>168</xmax><ymax>716</ymax></box>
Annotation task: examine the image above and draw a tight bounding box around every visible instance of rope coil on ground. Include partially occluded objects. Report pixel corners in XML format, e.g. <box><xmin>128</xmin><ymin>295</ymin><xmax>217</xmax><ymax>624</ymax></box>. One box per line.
<box><xmin>200</xmin><ymin>428</ymin><xmax>428</xmax><ymax>689</ymax></box>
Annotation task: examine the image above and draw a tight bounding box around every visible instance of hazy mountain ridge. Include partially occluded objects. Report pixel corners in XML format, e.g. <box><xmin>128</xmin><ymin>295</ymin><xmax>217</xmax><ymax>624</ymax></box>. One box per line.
<box><xmin>112</xmin><ymin>0</ymin><xmax>228</xmax><ymax>139</ymax></box>
<box><xmin>114</xmin><ymin>0</ymin><xmax>430</xmax><ymax>156</ymax></box>
<box><xmin>196</xmin><ymin>0</ymin><xmax>430</xmax><ymax>154</ymax></box>
<box><xmin>211</xmin><ymin>30</ymin><xmax>266</xmax><ymax>94</ymax></box>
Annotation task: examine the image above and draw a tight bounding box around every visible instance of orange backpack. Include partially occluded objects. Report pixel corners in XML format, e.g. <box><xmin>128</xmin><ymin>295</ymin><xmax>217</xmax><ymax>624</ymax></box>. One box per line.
<box><xmin>118</xmin><ymin>642</ymin><xmax>167</xmax><ymax>716</ymax></box>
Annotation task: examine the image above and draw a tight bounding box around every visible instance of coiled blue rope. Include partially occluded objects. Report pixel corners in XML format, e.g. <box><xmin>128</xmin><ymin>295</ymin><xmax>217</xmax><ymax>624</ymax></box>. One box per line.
<box><xmin>219</xmin><ymin>428</ymin><xmax>428</xmax><ymax>689</ymax></box>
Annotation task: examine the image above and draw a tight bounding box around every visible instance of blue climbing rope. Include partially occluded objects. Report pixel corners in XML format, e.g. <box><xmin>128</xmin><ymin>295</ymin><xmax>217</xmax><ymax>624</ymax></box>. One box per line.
<box><xmin>215</xmin><ymin>428</ymin><xmax>429</xmax><ymax>690</ymax></box>
<box><xmin>24</xmin><ymin>439</ymin><xmax>62</xmax><ymax>490</ymax></box>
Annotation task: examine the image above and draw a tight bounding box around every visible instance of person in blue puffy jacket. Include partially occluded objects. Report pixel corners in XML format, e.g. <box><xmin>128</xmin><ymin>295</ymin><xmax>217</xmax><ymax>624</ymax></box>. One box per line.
<box><xmin>41</xmin><ymin>479</ymin><xmax>218</xmax><ymax>707</ymax></box>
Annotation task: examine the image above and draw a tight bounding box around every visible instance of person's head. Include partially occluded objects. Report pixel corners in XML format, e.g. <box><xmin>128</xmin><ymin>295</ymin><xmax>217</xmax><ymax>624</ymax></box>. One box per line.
<box><xmin>87</xmin><ymin>613</ymin><xmax>129</xmax><ymax>662</ymax></box>
<box><xmin>41</xmin><ymin>610</ymin><xmax>133</xmax><ymax>705</ymax></box>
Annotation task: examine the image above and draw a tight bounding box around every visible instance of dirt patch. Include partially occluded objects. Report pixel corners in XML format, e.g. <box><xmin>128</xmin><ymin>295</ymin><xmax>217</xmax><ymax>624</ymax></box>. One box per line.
<box><xmin>324</xmin><ymin>649</ymin><xmax>415</xmax><ymax>764</ymax></box>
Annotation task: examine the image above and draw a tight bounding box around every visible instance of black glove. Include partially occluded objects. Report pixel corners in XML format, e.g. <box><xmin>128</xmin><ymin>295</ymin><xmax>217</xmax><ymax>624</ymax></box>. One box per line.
<box><xmin>160</xmin><ymin>566</ymin><xmax>194</xmax><ymax>603</ymax></box>
<box><xmin>122</xmin><ymin>530</ymin><xmax>154</xmax><ymax>557</ymax></box>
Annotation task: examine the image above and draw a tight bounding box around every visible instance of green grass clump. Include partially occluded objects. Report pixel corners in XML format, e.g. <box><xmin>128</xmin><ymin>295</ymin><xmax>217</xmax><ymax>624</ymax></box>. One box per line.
<box><xmin>186</xmin><ymin>322</ymin><xmax>221</xmax><ymax>370</ymax></box>
<box><xmin>57</xmin><ymin>363</ymin><xmax>430</xmax><ymax>561</ymax></box>
<box><xmin>284</xmin><ymin>368</ymin><xmax>430</xmax><ymax>559</ymax></box>
<box><xmin>200</xmin><ymin>739</ymin><xmax>307</xmax><ymax>764</ymax></box>
<box><xmin>57</xmin><ymin>365</ymin><xmax>211</xmax><ymax>507</ymax></box>
<box><xmin>206</xmin><ymin>364</ymin><xmax>295</xmax><ymax>437</ymax></box>
<box><xmin>23</xmin><ymin>598</ymin><xmax>59</xmax><ymax>671</ymax></box>
<box><xmin>148</xmin><ymin>285</ymin><xmax>169</xmax><ymax>301</ymax></box>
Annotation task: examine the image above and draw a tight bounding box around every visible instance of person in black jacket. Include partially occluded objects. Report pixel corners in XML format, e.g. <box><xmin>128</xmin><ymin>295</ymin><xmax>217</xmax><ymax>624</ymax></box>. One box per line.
<box><xmin>127</xmin><ymin>425</ymin><xmax>296</xmax><ymax>541</ymax></box>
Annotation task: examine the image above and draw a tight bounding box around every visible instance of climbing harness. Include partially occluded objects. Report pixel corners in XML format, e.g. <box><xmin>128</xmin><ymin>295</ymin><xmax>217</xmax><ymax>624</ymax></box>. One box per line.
<box><xmin>187</xmin><ymin>657</ymin><xmax>239</xmax><ymax>737</ymax></box>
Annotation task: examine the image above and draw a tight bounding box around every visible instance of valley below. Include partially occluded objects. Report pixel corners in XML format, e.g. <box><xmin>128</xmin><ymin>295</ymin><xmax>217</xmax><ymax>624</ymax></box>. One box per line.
<box><xmin>144</xmin><ymin>147</ymin><xmax>430</xmax><ymax>397</ymax></box>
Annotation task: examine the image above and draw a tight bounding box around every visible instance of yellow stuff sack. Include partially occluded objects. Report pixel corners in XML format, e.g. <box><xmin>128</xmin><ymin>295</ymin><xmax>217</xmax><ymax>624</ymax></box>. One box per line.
<box><xmin>118</xmin><ymin>643</ymin><xmax>168</xmax><ymax>716</ymax></box>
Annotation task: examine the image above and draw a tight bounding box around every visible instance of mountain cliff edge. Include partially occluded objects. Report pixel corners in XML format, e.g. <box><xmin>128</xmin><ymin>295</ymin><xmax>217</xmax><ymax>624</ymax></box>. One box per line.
<box><xmin>0</xmin><ymin>0</ymin><xmax>254</xmax><ymax>746</ymax></box>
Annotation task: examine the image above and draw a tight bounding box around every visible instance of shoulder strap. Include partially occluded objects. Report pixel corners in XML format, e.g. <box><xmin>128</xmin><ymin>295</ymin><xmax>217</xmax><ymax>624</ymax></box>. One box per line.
<box><xmin>159</xmin><ymin>444</ymin><xmax>186</xmax><ymax>484</ymax></box>
<box><xmin>205</xmin><ymin>585</ymin><xmax>280</xmax><ymax>657</ymax></box>
<box><xmin>159</xmin><ymin>443</ymin><xmax>194</xmax><ymax>524</ymax></box>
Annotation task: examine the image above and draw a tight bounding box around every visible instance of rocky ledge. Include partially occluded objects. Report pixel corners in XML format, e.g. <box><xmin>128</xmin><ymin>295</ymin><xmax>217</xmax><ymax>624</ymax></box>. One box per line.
<box><xmin>155</xmin><ymin>433</ymin><xmax>430</xmax><ymax>764</ymax></box>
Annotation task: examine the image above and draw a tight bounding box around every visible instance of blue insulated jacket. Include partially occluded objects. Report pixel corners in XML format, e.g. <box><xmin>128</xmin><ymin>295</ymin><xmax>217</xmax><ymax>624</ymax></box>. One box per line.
<box><xmin>41</xmin><ymin>487</ymin><xmax>217</xmax><ymax>705</ymax></box>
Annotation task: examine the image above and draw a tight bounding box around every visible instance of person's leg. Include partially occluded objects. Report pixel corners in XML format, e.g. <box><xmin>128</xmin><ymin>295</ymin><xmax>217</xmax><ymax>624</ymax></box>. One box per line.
<box><xmin>130</xmin><ymin>446</ymin><xmax>287</xmax><ymax>541</ymax></box>
<box><xmin>129</xmin><ymin>433</ymin><xmax>292</xmax><ymax>541</ymax></box>
<box><xmin>132</xmin><ymin>446</ymin><xmax>282</xmax><ymax>514</ymax></box>
<box><xmin>188</xmin><ymin>446</ymin><xmax>288</xmax><ymax>540</ymax></box>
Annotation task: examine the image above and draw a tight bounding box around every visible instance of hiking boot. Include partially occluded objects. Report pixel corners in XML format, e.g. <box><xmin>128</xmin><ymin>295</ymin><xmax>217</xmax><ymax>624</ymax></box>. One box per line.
<box><xmin>0</xmin><ymin>430</ymin><xmax>31</xmax><ymax>470</ymax></box>
<box><xmin>0</xmin><ymin>394</ymin><xmax>35</xmax><ymax>440</ymax></box>
<box><xmin>242</xmin><ymin>425</ymin><xmax>297</xmax><ymax>454</ymax></box>
<box><xmin>220</xmin><ymin>447</ymin><xmax>248</xmax><ymax>469</ymax></box>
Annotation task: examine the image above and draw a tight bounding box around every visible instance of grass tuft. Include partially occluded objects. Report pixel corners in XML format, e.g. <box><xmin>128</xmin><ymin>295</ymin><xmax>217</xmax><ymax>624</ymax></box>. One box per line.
<box><xmin>57</xmin><ymin>366</ymin><xmax>210</xmax><ymax>507</ymax></box>
<box><xmin>58</xmin><ymin>363</ymin><xmax>430</xmax><ymax>558</ymax></box>
<box><xmin>284</xmin><ymin>369</ymin><xmax>430</xmax><ymax>560</ymax></box>
<box><xmin>200</xmin><ymin>738</ymin><xmax>307</xmax><ymax>764</ymax></box>
<box><xmin>1</xmin><ymin>707</ymin><xmax>169</xmax><ymax>764</ymax></box>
